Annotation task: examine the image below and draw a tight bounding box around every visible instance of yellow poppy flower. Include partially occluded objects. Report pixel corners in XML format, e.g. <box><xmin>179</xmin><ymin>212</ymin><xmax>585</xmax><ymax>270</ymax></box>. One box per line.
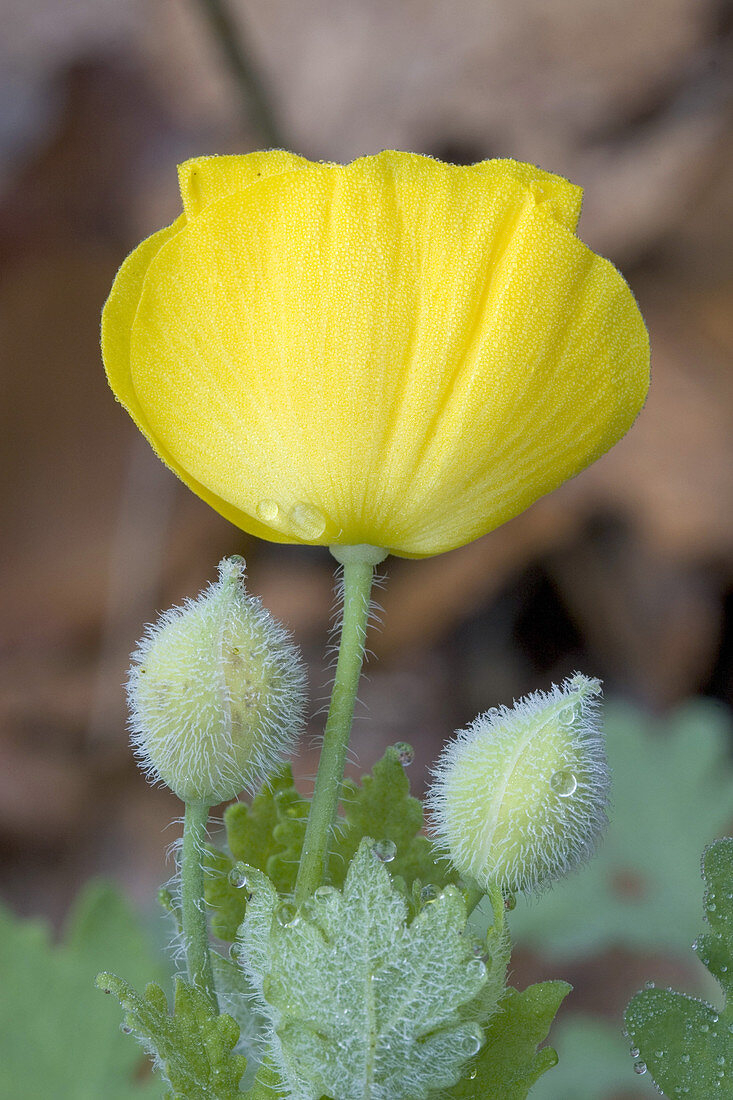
<box><xmin>102</xmin><ymin>150</ymin><xmax>649</xmax><ymax>558</ymax></box>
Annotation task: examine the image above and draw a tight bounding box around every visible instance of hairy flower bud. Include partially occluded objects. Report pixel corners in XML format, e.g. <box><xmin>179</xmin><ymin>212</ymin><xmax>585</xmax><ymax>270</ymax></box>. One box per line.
<box><xmin>427</xmin><ymin>674</ymin><xmax>608</xmax><ymax>896</ymax></box>
<box><xmin>127</xmin><ymin>556</ymin><xmax>306</xmax><ymax>804</ymax></box>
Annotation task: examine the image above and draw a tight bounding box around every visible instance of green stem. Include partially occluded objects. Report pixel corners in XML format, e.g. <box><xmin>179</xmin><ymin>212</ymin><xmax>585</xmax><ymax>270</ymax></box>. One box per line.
<box><xmin>294</xmin><ymin>545</ymin><xmax>387</xmax><ymax>906</ymax></box>
<box><xmin>181</xmin><ymin>801</ymin><xmax>218</xmax><ymax>1012</ymax></box>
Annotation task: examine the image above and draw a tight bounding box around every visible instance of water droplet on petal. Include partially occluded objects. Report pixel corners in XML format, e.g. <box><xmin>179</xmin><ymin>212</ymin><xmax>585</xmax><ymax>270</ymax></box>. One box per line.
<box><xmin>630</xmin><ymin>1047</ymin><xmax>640</xmax><ymax>1058</ymax></box>
<box><xmin>644</xmin><ymin>980</ymin><xmax>656</xmax><ymax>989</ymax></box>
<box><xmin>372</xmin><ymin>839</ymin><xmax>397</xmax><ymax>863</ymax></box>
<box><xmin>229</xmin><ymin>941</ymin><xmax>244</xmax><ymax>961</ymax></box>
<box><xmin>275</xmin><ymin>902</ymin><xmax>299</xmax><ymax>927</ymax></box>
<box><xmin>550</xmin><ymin>770</ymin><xmax>577</xmax><ymax>796</ymax></box>
<box><xmin>228</xmin><ymin>863</ymin><xmax>249</xmax><ymax>889</ymax></box>
<box><xmin>633</xmin><ymin>1061</ymin><xmax>647</xmax><ymax>1075</ymax></box>
<box><xmin>120</xmin><ymin>1023</ymin><xmax>133</xmax><ymax>1035</ymax></box>
<box><xmin>257</xmin><ymin>499</ymin><xmax>280</xmax><ymax>523</ymax></box>
<box><xmin>421</xmin><ymin>884</ymin><xmax>439</xmax><ymax>905</ymax></box>
<box><xmin>314</xmin><ymin>885</ymin><xmax>338</xmax><ymax>901</ymax></box>
<box><xmin>290</xmin><ymin>502</ymin><xmax>327</xmax><ymax>539</ymax></box>
<box><xmin>393</xmin><ymin>741</ymin><xmax>415</xmax><ymax>766</ymax></box>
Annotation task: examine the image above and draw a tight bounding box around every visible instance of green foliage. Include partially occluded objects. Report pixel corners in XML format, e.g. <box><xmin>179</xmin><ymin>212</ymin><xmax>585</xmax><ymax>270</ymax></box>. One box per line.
<box><xmin>508</xmin><ymin>700</ymin><xmax>733</xmax><ymax>959</ymax></box>
<box><xmin>207</xmin><ymin>748</ymin><xmax>450</xmax><ymax>941</ymax></box>
<box><xmin>328</xmin><ymin>744</ymin><xmax>451</xmax><ymax>891</ymax></box>
<box><xmin>439</xmin><ymin>982</ymin><xmax>571</xmax><ymax>1100</ymax></box>
<box><xmin>205</xmin><ymin>763</ymin><xmax>306</xmax><ymax>940</ymax></box>
<box><xmin>238</xmin><ymin>838</ymin><xmax>505</xmax><ymax>1100</ymax></box>
<box><xmin>97</xmin><ymin>972</ymin><xmax>247</xmax><ymax>1099</ymax></box>
<box><xmin>210</xmin><ymin>951</ymin><xmax>268</xmax><ymax>1091</ymax></box>
<box><xmin>0</xmin><ymin>881</ymin><xmax>163</xmax><ymax>1100</ymax></box>
<box><xmin>625</xmin><ymin>837</ymin><xmax>733</xmax><ymax>1099</ymax></box>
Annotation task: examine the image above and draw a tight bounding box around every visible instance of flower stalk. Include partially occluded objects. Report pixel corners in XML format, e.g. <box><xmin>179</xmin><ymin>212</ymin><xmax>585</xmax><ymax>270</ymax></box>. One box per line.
<box><xmin>181</xmin><ymin>801</ymin><xmax>218</xmax><ymax>1012</ymax></box>
<box><xmin>294</xmin><ymin>545</ymin><xmax>386</xmax><ymax>905</ymax></box>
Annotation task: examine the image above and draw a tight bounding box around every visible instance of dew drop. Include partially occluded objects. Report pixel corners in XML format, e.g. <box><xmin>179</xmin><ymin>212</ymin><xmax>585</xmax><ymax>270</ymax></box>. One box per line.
<box><xmin>630</xmin><ymin>1047</ymin><xmax>640</xmax><ymax>1058</ymax></box>
<box><xmin>504</xmin><ymin>893</ymin><xmax>517</xmax><ymax>911</ymax></box>
<box><xmin>120</xmin><ymin>1023</ymin><xmax>133</xmax><ymax>1035</ymax></box>
<box><xmin>228</xmin><ymin>863</ymin><xmax>249</xmax><ymax>889</ymax></box>
<box><xmin>681</xmin><ymin>1053</ymin><xmax>690</xmax><ymax>1063</ymax></box>
<box><xmin>229</xmin><ymin>941</ymin><xmax>244</xmax><ymax>962</ymax></box>
<box><xmin>257</xmin><ymin>499</ymin><xmax>280</xmax><ymax>523</ymax></box>
<box><xmin>633</xmin><ymin>1061</ymin><xmax>647</xmax><ymax>1075</ymax></box>
<box><xmin>393</xmin><ymin>741</ymin><xmax>415</xmax><ymax>766</ymax></box>
<box><xmin>468</xmin><ymin>1069</ymin><xmax>478</xmax><ymax>1080</ymax></box>
<box><xmin>644</xmin><ymin>980</ymin><xmax>656</xmax><ymax>990</ymax></box>
<box><xmin>290</xmin><ymin>502</ymin><xmax>327</xmax><ymax>539</ymax></box>
<box><xmin>550</xmin><ymin>770</ymin><xmax>577</xmax><ymax>796</ymax></box>
<box><xmin>421</xmin><ymin>884</ymin><xmax>439</xmax><ymax>905</ymax></box>
<box><xmin>701</xmin><ymin>1023</ymin><xmax>710</xmax><ymax>1033</ymax></box>
<box><xmin>467</xmin><ymin>958</ymin><xmax>488</xmax><ymax>982</ymax></box>
<box><xmin>372</xmin><ymin>839</ymin><xmax>396</xmax><ymax>863</ymax></box>
<box><xmin>459</xmin><ymin>1024</ymin><xmax>484</xmax><ymax>1058</ymax></box>
<box><xmin>314</xmin><ymin>885</ymin><xmax>338</xmax><ymax>901</ymax></box>
<box><xmin>275</xmin><ymin>902</ymin><xmax>299</xmax><ymax>927</ymax></box>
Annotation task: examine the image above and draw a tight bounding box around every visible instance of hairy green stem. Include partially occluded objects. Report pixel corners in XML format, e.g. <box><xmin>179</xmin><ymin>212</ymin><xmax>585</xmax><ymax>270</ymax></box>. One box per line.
<box><xmin>294</xmin><ymin>545</ymin><xmax>386</xmax><ymax>905</ymax></box>
<box><xmin>194</xmin><ymin>0</ymin><xmax>286</xmax><ymax>147</ymax></box>
<box><xmin>181</xmin><ymin>801</ymin><xmax>218</xmax><ymax>1012</ymax></box>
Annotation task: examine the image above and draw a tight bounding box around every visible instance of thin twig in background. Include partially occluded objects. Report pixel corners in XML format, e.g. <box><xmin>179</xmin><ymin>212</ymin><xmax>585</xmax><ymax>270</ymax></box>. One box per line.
<box><xmin>194</xmin><ymin>0</ymin><xmax>286</xmax><ymax>148</ymax></box>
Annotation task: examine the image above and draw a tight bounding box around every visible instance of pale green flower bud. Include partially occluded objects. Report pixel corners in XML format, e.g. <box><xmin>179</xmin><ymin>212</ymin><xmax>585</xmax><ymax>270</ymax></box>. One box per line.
<box><xmin>127</xmin><ymin>556</ymin><xmax>306</xmax><ymax>804</ymax></box>
<box><xmin>427</xmin><ymin>674</ymin><xmax>608</xmax><ymax>896</ymax></box>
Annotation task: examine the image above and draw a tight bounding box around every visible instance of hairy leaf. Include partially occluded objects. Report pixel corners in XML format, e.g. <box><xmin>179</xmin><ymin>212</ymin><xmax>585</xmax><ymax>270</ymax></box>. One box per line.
<box><xmin>625</xmin><ymin>837</ymin><xmax>733</xmax><ymax>1099</ymax></box>
<box><xmin>507</xmin><ymin>701</ymin><xmax>733</xmax><ymax>958</ymax></box>
<box><xmin>207</xmin><ymin>749</ymin><xmax>450</xmax><ymax>941</ymax></box>
<box><xmin>238</xmin><ymin>838</ymin><xmax>504</xmax><ymax>1100</ymax></box>
<box><xmin>328</xmin><ymin>744</ymin><xmax>450</xmax><ymax>891</ymax></box>
<box><xmin>439</xmin><ymin>981</ymin><xmax>571</xmax><ymax>1100</ymax></box>
<box><xmin>205</xmin><ymin>764</ymin><xmax>305</xmax><ymax>939</ymax></box>
<box><xmin>0</xmin><ymin>881</ymin><xmax>162</xmax><ymax>1099</ymax></box>
<box><xmin>98</xmin><ymin>972</ymin><xmax>247</xmax><ymax>1099</ymax></box>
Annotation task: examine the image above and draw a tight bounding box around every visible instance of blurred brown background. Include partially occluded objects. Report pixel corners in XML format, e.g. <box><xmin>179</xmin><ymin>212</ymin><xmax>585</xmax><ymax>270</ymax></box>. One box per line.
<box><xmin>1</xmin><ymin>0</ymin><xmax>733</xmax><ymax>1093</ymax></box>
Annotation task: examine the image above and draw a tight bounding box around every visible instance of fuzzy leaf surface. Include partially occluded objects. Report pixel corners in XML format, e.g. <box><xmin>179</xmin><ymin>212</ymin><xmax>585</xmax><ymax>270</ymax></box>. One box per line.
<box><xmin>508</xmin><ymin>701</ymin><xmax>733</xmax><ymax>958</ymax></box>
<box><xmin>205</xmin><ymin>764</ymin><xmax>305</xmax><ymax>939</ymax></box>
<box><xmin>438</xmin><ymin>981</ymin><xmax>570</xmax><ymax>1100</ymax></box>
<box><xmin>239</xmin><ymin>838</ymin><xmax>500</xmax><ymax>1100</ymax></box>
<box><xmin>0</xmin><ymin>881</ymin><xmax>163</xmax><ymax>1100</ymax></box>
<box><xmin>98</xmin><ymin>972</ymin><xmax>247</xmax><ymax>1099</ymax></box>
<box><xmin>328</xmin><ymin>745</ymin><xmax>450</xmax><ymax>891</ymax></box>
<box><xmin>625</xmin><ymin>837</ymin><xmax>733</xmax><ymax>1099</ymax></box>
<box><xmin>207</xmin><ymin>750</ymin><xmax>449</xmax><ymax>941</ymax></box>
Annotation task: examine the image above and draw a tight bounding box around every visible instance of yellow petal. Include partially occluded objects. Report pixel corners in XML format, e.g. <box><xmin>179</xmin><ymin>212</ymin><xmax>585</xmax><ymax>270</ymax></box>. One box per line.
<box><xmin>177</xmin><ymin>150</ymin><xmax>313</xmax><ymax>220</ymax></box>
<box><xmin>107</xmin><ymin>151</ymin><xmax>648</xmax><ymax>557</ymax></box>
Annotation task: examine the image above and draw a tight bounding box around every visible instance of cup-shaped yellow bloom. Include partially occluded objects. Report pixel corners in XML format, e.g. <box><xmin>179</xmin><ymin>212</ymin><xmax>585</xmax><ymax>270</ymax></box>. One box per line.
<box><xmin>103</xmin><ymin>150</ymin><xmax>649</xmax><ymax>558</ymax></box>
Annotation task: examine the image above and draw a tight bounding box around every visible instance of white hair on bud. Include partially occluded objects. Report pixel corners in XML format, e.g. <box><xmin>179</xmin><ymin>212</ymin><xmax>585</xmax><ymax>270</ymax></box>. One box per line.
<box><xmin>127</xmin><ymin>556</ymin><xmax>307</xmax><ymax>805</ymax></box>
<box><xmin>426</xmin><ymin>673</ymin><xmax>608</xmax><ymax>897</ymax></box>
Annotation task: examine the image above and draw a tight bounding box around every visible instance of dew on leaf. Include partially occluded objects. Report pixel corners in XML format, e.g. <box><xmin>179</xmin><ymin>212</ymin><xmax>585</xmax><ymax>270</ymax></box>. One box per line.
<box><xmin>372</xmin><ymin>839</ymin><xmax>397</xmax><ymax>863</ymax></box>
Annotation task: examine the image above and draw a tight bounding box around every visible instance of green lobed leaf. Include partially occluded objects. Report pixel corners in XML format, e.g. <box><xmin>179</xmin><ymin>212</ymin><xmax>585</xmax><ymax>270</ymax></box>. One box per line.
<box><xmin>238</xmin><ymin>838</ymin><xmax>505</xmax><ymax>1100</ymax></box>
<box><xmin>438</xmin><ymin>981</ymin><xmax>571</xmax><ymax>1100</ymax></box>
<box><xmin>328</xmin><ymin>744</ymin><xmax>451</xmax><ymax>892</ymax></box>
<box><xmin>207</xmin><ymin>749</ymin><xmax>451</xmax><ymax>941</ymax></box>
<box><xmin>625</xmin><ymin>837</ymin><xmax>733</xmax><ymax>1098</ymax></box>
<box><xmin>507</xmin><ymin>700</ymin><xmax>733</xmax><ymax>959</ymax></box>
<box><xmin>0</xmin><ymin>880</ymin><xmax>163</xmax><ymax>1100</ymax></box>
<box><xmin>97</xmin><ymin>972</ymin><xmax>247</xmax><ymax>1099</ymax></box>
<box><xmin>205</xmin><ymin>764</ymin><xmax>304</xmax><ymax>940</ymax></box>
